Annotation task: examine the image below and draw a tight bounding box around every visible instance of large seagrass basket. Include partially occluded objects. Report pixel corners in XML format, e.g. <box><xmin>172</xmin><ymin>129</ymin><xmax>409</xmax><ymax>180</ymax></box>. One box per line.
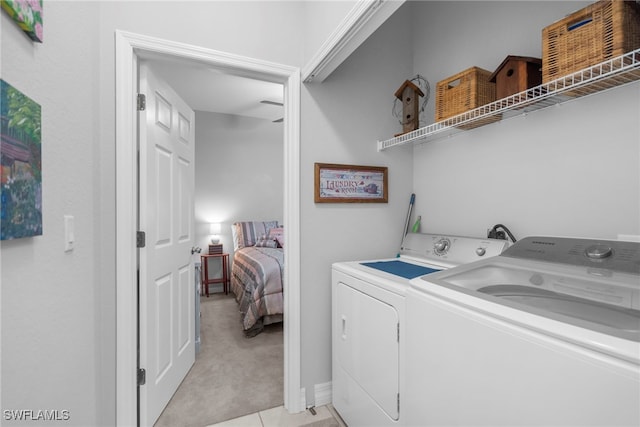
<box><xmin>542</xmin><ymin>0</ymin><xmax>640</xmax><ymax>83</ymax></box>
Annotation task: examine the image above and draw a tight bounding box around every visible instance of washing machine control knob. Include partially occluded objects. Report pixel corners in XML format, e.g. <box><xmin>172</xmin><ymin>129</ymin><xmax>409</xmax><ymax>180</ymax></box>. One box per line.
<box><xmin>585</xmin><ymin>244</ymin><xmax>613</xmax><ymax>260</ymax></box>
<box><xmin>434</xmin><ymin>239</ymin><xmax>450</xmax><ymax>255</ymax></box>
<box><xmin>476</xmin><ymin>247</ymin><xmax>486</xmax><ymax>256</ymax></box>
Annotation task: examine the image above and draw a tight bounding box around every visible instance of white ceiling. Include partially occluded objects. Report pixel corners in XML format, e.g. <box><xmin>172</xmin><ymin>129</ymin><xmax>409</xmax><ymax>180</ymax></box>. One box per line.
<box><xmin>142</xmin><ymin>56</ymin><xmax>284</xmax><ymax>122</ymax></box>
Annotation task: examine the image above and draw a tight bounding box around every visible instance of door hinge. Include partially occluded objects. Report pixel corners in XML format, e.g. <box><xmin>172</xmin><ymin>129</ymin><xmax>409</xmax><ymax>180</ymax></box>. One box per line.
<box><xmin>397</xmin><ymin>323</ymin><xmax>400</xmax><ymax>342</ymax></box>
<box><xmin>137</xmin><ymin>368</ymin><xmax>146</xmax><ymax>386</ymax></box>
<box><xmin>136</xmin><ymin>231</ymin><xmax>146</xmax><ymax>248</ymax></box>
<box><xmin>397</xmin><ymin>393</ymin><xmax>400</xmax><ymax>413</ymax></box>
<box><xmin>137</xmin><ymin>93</ymin><xmax>146</xmax><ymax>111</ymax></box>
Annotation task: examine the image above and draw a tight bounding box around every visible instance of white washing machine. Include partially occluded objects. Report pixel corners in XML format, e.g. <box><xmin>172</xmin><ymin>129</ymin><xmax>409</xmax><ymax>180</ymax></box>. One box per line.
<box><xmin>406</xmin><ymin>235</ymin><xmax>640</xmax><ymax>426</ymax></box>
<box><xmin>332</xmin><ymin>233</ymin><xmax>509</xmax><ymax>427</ymax></box>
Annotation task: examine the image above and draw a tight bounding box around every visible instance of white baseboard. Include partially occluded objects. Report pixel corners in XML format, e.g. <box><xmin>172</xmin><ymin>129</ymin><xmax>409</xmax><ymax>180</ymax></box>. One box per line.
<box><xmin>314</xmin><ymin>381</ymin><xmax>332</xmax><ymax>407</ymax></box>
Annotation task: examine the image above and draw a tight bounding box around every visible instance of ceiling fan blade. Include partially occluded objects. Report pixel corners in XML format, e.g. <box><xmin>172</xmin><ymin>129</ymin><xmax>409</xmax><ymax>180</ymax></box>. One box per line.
<box><xmin>261</xmin><ymin>100</ymin><xmax>284</xmax><ymax>106</ymax></box>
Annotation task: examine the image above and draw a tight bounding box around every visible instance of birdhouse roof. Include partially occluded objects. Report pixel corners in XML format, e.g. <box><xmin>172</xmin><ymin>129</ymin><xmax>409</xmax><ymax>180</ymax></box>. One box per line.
<box><xmin>489</xmin><ymin>55</ymin><xmax>542</xmax><ymax>82</ymax></box>
<box><xmin>394</xmin><ymin>80</ymin><xmax>425</xmax><ymax>99</ymax></box>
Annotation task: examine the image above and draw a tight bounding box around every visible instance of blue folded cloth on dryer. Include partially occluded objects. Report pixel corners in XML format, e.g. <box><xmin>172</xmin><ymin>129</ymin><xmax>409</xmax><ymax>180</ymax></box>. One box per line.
<box><xmin>360</xmin><ymin>260</ymin><xmax>440</xmax><ymax>279</ymax></box>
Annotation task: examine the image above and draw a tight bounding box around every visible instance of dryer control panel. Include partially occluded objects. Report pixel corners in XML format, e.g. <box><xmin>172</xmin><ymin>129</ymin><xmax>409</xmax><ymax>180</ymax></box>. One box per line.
<box><xmin>400</xmin><ymin>233</ymin><xmax>509</xmax><ymax>265</ymax></box>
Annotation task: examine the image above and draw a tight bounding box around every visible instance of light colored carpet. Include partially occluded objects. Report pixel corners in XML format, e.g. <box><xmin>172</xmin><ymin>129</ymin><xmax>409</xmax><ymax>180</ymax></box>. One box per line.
<box><xmin>154</xmin><ymin>293</ymin><xmax>284</xmax><ymax>427</ymax></box>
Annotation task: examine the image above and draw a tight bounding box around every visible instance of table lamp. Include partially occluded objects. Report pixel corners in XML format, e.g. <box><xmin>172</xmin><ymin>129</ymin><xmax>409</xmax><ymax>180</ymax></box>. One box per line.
<box><xmin>209</xmin><ymin>223</ymin><xmax>222</xmax><ymax>244</ymax></box>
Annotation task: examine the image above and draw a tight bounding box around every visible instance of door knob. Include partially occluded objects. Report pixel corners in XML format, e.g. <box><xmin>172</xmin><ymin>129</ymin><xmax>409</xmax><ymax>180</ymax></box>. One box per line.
<box><xmin>191</xmin><ymin>246</ymin><xmax>201</xmax><ymax>255</ymax></box>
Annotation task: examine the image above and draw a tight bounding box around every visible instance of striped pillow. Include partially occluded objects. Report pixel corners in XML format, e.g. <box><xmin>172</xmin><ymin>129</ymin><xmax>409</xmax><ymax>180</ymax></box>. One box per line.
<box><xmin>269</xmin><ymin>227</ymin><xmax>285</xmax><ymax>248</ymax></box>
<box><xmin>232</xmin><ymin>221</ymin><xmax>279</xmax><ymax>250</ymax></box>
<box><xmin>254</xmin><ymin>238</ymin><xmax>278</xmax><ymax>248</ymax></box>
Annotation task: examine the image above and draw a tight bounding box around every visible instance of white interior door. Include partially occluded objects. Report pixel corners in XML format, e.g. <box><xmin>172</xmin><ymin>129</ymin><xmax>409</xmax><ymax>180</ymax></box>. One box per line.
<box><xmin>138</xmin><ymin>62</ymin><xmax>196</xmax><ymax>426</ymax></box>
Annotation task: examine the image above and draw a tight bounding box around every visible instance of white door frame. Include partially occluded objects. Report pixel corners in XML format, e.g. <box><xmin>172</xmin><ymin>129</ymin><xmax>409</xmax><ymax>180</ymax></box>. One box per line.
<box><xmin>115</xmin><ymin>30</ymin><xmax>302</xmax><ymax>426</ymax></box>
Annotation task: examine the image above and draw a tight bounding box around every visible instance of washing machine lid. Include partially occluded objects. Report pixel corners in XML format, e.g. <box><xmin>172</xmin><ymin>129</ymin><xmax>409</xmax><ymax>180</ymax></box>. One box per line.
<box><xmin>412</xmin><ymin>236</ymin><xmax>640</xmax><ymax>345</ymax></box>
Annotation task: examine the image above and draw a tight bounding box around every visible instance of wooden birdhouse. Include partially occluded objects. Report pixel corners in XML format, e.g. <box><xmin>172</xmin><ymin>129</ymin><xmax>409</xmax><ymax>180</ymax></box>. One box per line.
<box><xmin>394</xmin><ymin>80</ymin><xmax>425</xmax><ymax>135</ymax></box>
<box><xmin>489</xmin><ymin>56</ymin><xmax>542</xmax><ymax>100</ymax></box>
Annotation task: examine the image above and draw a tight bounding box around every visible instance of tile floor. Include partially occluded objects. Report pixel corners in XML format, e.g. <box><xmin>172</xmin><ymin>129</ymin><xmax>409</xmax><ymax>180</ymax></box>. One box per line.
<box><xmin>206</xmin><ymin>404</ymin><xmax>347</xmax><ymax>427</ymax></box>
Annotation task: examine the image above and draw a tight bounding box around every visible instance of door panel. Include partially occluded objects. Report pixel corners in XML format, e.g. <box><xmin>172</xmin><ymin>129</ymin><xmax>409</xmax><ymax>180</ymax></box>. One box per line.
<box><xmin>139</xmin><ymin>62</ymin><xmax>196</xmax><ymax>426</ymax></box>
<box><xmin>178</xmin><ymin>264</ymin><xmax>191</xmax><ymax>354</ymax></box>
<box><xmin>155</xmin><ymin>274</ymin><xmax>172</xmax><ymax>379</ymax></box>
<box><xmin>177</xmin><ymin>157</ymin><xmax>190</xmax><ymax>241</ymax></box>
<box><xmin>154</xmin><ymin>146</ymin><xmax>172</xmax><ymax>245</ymax></box>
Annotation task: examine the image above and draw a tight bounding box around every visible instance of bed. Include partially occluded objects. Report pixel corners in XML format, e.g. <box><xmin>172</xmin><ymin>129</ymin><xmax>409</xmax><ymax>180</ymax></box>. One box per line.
<box><xmin>230</xmin><ymin>221</ymin><xmax>285</xmax><ymax>337</ymax></box>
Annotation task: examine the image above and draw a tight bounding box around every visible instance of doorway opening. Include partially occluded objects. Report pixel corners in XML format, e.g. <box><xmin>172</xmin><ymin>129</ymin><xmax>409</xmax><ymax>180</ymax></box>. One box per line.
<box><xmin>115</xmin><ymin>30</ymin><xmax>302</xmax><ymax>426</ymax></box>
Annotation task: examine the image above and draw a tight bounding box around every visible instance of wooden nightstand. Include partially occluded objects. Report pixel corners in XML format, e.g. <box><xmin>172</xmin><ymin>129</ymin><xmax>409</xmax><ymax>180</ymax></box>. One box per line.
<box><xmin>200</xmin><ymin>252</ymin><xmax>230</xmax><ymax>296</ymax></box>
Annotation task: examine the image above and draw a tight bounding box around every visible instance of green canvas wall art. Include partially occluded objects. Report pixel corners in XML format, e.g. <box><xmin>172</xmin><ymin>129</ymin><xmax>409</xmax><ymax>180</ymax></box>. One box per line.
<box><xmin>1</xmin><ymin>80</ymin><xmax>42</xmax><ymax>240</ymax></box>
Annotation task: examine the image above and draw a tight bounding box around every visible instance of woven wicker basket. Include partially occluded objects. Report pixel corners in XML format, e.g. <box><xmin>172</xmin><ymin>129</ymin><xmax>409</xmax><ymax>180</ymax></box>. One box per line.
<box><xmin>435</xmin><ymin>67</ymin><xmax>496</xmax><ymax>122</ymax></box>
<box><xmin>542</xmin><ymin>0</ymin><xmax>640</xmax><ymax>83</ymax></box>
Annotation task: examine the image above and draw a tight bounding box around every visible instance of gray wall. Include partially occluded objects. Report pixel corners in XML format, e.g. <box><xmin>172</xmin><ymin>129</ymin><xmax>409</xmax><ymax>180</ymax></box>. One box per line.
<box><xmin>409</xmin><ymin>1</ymin><xmax>640</xmax><ymax>239</ymax></box>
<box><xmin>0</xmin><ymin>2</ymin><xmax>324</xmax><ymax>426</ymax></box>
<box><xmin>194</xmin><ymin>111</ymin><xmax>284</xmax><ymax>255</ymax></box>
<box><xmin>2</xmin><ymin>1</ymin><xmax>367</xmax><ymax>424</ymax></box>
<box><xmin>298</xmin><ymin>0</ymin><xmax>640</xmax><ymax>402</ymax></box>
<box><xmin>2</xmin><ymin>1</ymin><xmax>637</xmax><ymax>425</ymax></box>
<box><xmin>300</xmin><ymin>4</ymin><xmax>415</xmax><ymax>401</ymax></box>
<box><xmin>1</xmin><ymin>3</ymin><xmax>102</xmax><ymax>425</ymax></box>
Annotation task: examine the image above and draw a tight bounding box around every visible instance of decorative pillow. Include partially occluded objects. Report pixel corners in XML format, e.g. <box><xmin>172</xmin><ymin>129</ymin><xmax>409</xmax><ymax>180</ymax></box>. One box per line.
<box><xmin>232</xmin><ymin>221</ymin><xmax>279</xmax><ymax>250</ymax></box>
<box><xmin>269</xmin><ymin>227</ymin><xmax>285</xmax><ymax>248</ymax></box>
<box><xmin>254</xmin><ymin>238</ymin><xmax>278</xmax><ymax>248</ymax></box>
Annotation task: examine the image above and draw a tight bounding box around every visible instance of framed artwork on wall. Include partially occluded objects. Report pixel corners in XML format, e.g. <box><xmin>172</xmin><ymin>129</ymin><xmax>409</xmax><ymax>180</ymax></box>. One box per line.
<box><xmin>1</xmin><ymin>79</ymin><xmax>43</xmax><ymax>240</ymax></box>
<box><xmin>1</xmin><ymin>0</ymin><xmax>43</xmax><ymax>42</ymax></box>
<box><xmin>314</xmin><ymin>163</ymin><xmax>388</xmax><ymax>203</ymax></box>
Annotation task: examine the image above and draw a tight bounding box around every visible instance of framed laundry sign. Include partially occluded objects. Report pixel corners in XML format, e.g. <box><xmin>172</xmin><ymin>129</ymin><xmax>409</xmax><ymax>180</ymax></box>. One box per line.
<box><xmin>314</xmin><ymin>163</ymin><xmax>388</xmax><ymax>203</ymax></box>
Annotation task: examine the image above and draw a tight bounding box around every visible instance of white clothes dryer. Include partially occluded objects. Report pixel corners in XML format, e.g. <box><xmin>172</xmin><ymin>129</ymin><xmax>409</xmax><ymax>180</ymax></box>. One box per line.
<box><xmin>406</xmin><ymin>235</ymin><xmax>640</xmax><ymax>426</ymax></box>
<box><xmin>331</xmin><ymin>233</ymin><xmax>509</xmax><ymax>427</ymax></box>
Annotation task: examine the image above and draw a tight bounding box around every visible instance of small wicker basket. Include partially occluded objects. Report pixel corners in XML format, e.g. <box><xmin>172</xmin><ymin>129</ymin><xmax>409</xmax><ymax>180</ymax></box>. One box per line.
<box><xmin>435</xmin><ymin>67</ymin><xmax>496</xmax><ymax>122</ymax></box>
<box><xmin>542</xmin><ymin>0</ymin><xmax>640</xmax><ymax>83</ymax></box>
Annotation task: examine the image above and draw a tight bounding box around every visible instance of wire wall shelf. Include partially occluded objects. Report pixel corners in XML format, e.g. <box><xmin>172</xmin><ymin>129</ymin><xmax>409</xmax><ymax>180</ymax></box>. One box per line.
<box><xmin>378</xmin><ymin>48</ymin><xmax>640</xmax><ymax>151</ymax></box>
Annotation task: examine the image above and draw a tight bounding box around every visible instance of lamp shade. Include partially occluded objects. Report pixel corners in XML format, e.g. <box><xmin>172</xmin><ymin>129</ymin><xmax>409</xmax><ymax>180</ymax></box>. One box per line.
<box><xmin>209</xmin><ymin>223</ymin><xmax>222</xmax><ymax>235</ymax></box>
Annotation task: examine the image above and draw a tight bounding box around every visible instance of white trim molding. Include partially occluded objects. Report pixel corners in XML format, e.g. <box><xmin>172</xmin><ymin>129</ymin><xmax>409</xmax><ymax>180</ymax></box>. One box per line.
<box><xmin>115</xmin><ymin>31</ymin><xmax>138</xmax><ymax>427</ymax></box>
<box><xmin>314</xmin><ymin>381</ymin><xmax>333</xmax><ymax>407</ymax></box>
<box><xmin>300</xmin><ymin>387</ymin><xmax>307</xmax><ymax>410</ymax></box>
<box><xmin>115</xmin><ymin>30</ymin><xmax>302</xmax><ymax>425</ymax></box>
<box><xmin>302</xmin><ymin>0</ymin><xmax>405</xmax><ymax>83</ymax></box>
